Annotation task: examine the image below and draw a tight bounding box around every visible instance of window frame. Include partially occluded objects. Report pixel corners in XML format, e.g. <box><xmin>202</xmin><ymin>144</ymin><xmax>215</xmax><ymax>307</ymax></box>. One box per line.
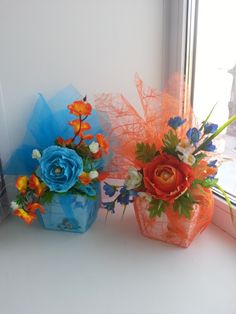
<box><xmin>163</xmin><ymin>0</ymin><xmax>236</xmax><ymax>238</ymax></box>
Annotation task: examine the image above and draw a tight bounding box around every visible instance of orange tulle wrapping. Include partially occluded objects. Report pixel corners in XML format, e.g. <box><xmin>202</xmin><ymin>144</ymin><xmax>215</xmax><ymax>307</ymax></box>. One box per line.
<box><xmin>134</xmin><ymin>187</ymin><xmax>214</xmax><ymax>248</ymax></box>
<box><xmin>95</xmin><ymin>74</ymin><xmax>192</xmax><ymax>178</ymax></box>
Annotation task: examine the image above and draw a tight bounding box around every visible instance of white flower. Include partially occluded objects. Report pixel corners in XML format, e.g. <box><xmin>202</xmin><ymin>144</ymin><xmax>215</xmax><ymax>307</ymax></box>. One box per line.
<box><xmin>32</xmin><ymin>149</ymin><xmax>41</xmax><ymax>160</ymax></box>
<box><xmin>176</xmin><ymin>140</ymin><xmax>192</xmax><ymax>154</ymax></box>
<box><xmin>138</xmin><ymin>192</ymin><xmax>152</xmax><ymax>203</ymax></box>
<box><xmin>89</xmin><ymin>141</ymin><xmax>99</xmax><ymax>154</ymax></box>
<box><xmin>10</xmin><ymin>201</ymin><xmax>19</xmax><ymax>210</ymax></box>
<box><xmin>176</xmin><ymin>141</ymin><xmax>195</xmax><ymax>166</ymax></box>
<box><xmin>89</xmin><ymin>170</ymin><xmax>99</xmax><ymax>180</ymax></box>
<box><xmin>181</xmin><ymin>153</ymin><xmax>196</xmax><ymax>166</ymax></box>
<box><xmin>124</xmin><ymin>167</ymin><xmax>142</xmax><ymax>190</ymax></box>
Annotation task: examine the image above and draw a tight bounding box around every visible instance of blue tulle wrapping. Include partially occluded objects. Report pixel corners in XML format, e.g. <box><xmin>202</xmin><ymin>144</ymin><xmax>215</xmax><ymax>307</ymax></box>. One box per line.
<box><xmin>36</xmin><ymin>182</ymin><xmax>101</xmax><ymax>233</ymax></box>
<box><xmin>4</xmin><ymin>85</ymin><xmax>105</xmax><ymax>175</ymax></box>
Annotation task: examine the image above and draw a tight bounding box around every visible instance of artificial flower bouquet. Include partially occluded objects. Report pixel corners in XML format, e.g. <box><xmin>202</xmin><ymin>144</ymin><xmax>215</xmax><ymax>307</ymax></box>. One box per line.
<box><xmin>6</xmin><ymin>86</ymin><xmax>109</xmax><ymax>233</ymax></box>
<box><xmin>97</xmin><ymin>76</ymin><xmax>236</xmax><ymax>247</ymax></box>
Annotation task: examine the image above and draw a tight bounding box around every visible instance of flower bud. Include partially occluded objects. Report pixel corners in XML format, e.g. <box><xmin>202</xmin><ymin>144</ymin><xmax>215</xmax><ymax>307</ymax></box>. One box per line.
<box><xmin>89</xmin><ymin>142</ymin><xmax>99</xmax><ymax>154</ymax></box>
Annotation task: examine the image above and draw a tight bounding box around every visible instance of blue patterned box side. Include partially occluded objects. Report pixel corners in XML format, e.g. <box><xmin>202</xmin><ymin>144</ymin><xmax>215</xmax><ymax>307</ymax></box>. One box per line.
<box><xmin>37</xmin><ymin>183</ymin><xmax>101</xmax><ymax>233</ymax></box>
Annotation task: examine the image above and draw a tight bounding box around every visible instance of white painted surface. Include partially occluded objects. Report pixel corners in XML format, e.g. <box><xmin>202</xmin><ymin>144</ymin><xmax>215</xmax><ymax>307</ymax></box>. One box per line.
<box><xmin>0</xmin><ymin>0</ymin><xmax>163</xmax><ymax>163</ymax></box>
<box><xmin>213</xmin><ymin>195</ymin><xmax>236</xmax><ymax>239</ymax></box>
<box><xmin>0</xmin><ymin>213</ymin><xmax>236</xmax><ymax>314</ymax></box>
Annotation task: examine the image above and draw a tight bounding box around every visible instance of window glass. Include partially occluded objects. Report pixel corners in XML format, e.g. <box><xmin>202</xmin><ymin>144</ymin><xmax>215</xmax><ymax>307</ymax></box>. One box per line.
<box><xmin>193</xmin><ymin>0</ymin><xmax>236</xmax><ymax>197</ymax></box>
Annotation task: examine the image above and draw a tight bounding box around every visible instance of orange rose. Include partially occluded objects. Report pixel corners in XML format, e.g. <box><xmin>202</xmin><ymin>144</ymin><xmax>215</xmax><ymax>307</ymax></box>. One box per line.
<box><xmin>143</xmin><ymin>153</ymin><xmax>194</xmax><ymax>202</ymax></box>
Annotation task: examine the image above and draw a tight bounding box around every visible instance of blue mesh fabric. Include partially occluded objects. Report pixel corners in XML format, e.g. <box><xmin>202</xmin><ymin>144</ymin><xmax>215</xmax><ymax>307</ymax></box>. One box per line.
<box><xmin>4</xmin><ymin>85</ymin><xmax>106</xmax><ymax>175</ymax></box>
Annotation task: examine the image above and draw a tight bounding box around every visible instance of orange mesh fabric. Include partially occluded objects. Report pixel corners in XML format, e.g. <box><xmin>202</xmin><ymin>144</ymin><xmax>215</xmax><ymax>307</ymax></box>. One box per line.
<box><xmin>134</xmin><ymin>187</ymin><xmax>214</xmax><ymax>248</ymax></box>
<box><xmin>95</xmin><ymin>74</ymin><xmax>192</xmax><ymax>178</ymax></box>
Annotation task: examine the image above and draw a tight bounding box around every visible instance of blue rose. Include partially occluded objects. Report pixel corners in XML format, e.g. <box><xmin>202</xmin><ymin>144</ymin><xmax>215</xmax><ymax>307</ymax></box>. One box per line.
<box><xmin>168</xmin><ymin>116</ymin><xmax>186</xmax><ymax>129</ymax></box>
<box><xmin>38</xmin><ymin>146</ymin><xmax>83</xmax><ymax>192</ymax></box>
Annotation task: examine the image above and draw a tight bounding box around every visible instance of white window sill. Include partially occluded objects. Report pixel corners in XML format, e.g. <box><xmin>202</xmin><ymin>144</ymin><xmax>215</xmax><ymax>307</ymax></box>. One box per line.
<box><xmin>212</xmin><ymin>194</ymin><xmax>236</xmax><ymax>239</ymax></box>
<box><xmin>0</xmin><ymin>214</ymin><xmax>236</xmax><ymax>314</ymax></box>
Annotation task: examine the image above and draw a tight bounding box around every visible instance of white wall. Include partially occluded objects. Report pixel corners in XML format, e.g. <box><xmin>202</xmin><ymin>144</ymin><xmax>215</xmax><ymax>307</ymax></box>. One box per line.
<box><xmin>0</xmin><ymin>0</ymin><xmax>164</xmax><ymax>164</ymax></box>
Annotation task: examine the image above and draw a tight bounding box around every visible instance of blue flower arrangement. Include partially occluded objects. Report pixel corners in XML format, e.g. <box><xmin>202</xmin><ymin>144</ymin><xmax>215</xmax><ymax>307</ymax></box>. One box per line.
<box><xmin>6</xmin><ymin>87</ymin><xmax>109</xmax><ymax>231</ymax></box>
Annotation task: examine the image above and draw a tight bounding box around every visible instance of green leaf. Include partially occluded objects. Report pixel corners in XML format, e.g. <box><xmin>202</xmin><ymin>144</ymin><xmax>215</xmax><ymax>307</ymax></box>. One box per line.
<box><xmin>192</xmin><ymin>153</ymin><xmax>207</xmax><ymax>167</ymax></box>
<box><xmin>76</xmin><ymin>142</ymin><xmax>91</xmax><ymax>159</ymax></box>
<box><xmin>15</xmin><ymin>194</ymin><xmax>27</xmax><ymax>207</ymax></box>
<box><xmin>192</xmin><ymin>178</ymin><xmax>218</xmax><ymax>188</ymax></box>
<box><xmin>135</xmin><ymin>142</ymin><xmax>157</xmax><ymax>163</ymax></box>
<box><xmin>173</xmin><ymin>192</ymin><xmax>195</xmax><ymax>219</ymax></box>
<box><xmin>215</xmin><ymin>183</ymin><xmax>234</xmax><ymax>223</ymax></box>
<box><xmin>40</xmin><ymin>190</ymin><xmax>54</xmax><ymax>204</ymax></box>
<box><xmin>162</xmin><ymin>130</ymin><xmax>180</xmax><ymax>156</ymax></box>
<box><xmin>148</xmin><ymin>199</ymin><xmax>168</xmax><ymax>218</ymax></box>
<box><xmin>199</xmin><ymin>103</ymin><xmax>217</xmax><ymax>132</ymax></box>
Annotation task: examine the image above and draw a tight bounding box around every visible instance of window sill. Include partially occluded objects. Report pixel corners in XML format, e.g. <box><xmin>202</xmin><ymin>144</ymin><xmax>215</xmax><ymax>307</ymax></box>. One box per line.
<box><xmin>212</xmin><ymin>194</ymin><xmax>236</xmax><ymax>239</ymax></box>
<box><xmin>0</xmin><ymin>214</ymin><xmax>236</xmax><ymax>314</ymax></box>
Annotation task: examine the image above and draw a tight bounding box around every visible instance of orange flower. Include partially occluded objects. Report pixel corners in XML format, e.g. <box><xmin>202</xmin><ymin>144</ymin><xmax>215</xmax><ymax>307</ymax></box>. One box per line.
<box><xmin>92</xmin><ymin>150</ymin><xmax>102</xmax><ymax>160</ymax></box>
<box><xmin>192</xmin><ymin>160</ymin><xmax>217</xmax><ymax>180</ymax></box>
<box><xmin>29</xmin><ymin>174</ymin><xmax>46</xmax><ymax>196</ymax></box>
<box><xmin>27</xmin><ymin>202</ymin><xmax>45</xmax><ymax>214</ymax></box>
<box><xmin>67</xmin><ymin>100</ymin><xmax>92</xmax><ymax>116</ymax></box>
<box><xmin>16</xmin><ymin>176</ymin><xmax>28</xmax><ymax>194</ymax></box>
<box><xmin>69</xmin><ymin>120</ymin><xmax>91</xmax><ymax>134</ymax></box>
<box><xmin>143</xmin><ymin>153</ymin><xmax>194</xmax><ymax>202</ymax></box>
<box><xmin>56</xmin><ymin>137</ymin><xmax>73</xmax><ymax>146</ymax></box>
<box><xmin>96</xmin><ymin>134</ymin><xmax>109</xmax><ymax>154</ymax></box>
<box><xmin>98</xmin><ymin>171</ymin><xmax>109</xmax><ymax>181</ymax></box>
<box><xmin>79</xmin><ymin>172</ymin><xmax>92</xmax><ymax>185</ymax></box>
<box><xmin>69</xmin><ymin>120</ymin><xmax>93</xmax><ymax>140</ymax></box>
<box><xmin>81</xmin><ymin>134</ymin><xmax>94</xmax><ymax>140</ymax></box>
<box><xmin>14</xmin><ymin>208</ymin><xmax>36</xmax><ymax>224</ymax></box>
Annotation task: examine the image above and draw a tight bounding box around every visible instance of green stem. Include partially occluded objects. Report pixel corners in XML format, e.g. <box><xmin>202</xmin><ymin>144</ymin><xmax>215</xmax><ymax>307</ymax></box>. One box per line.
<box><xmin>194</xmin><ymin>115</ymin><xmax>236</xmax><ymax>154</ymax></box>
<box><xmin>215</xmin><ymin>183</ymin><xmax>235</xmax><ymax>227</ymax></box>
<box><xmin>199</xmin><ymin>103</ymin><xmax>217</xmax><ymax>132</ymax></box>
<box><xmin>72</xmin><ymin>115</ymin><xmax>82</xmax><ymax>142</ymax></box>
<box><xmin>105</xmin><ymin>209</ymin><xmax>109</xmax><ymax>224</ymax></box>
<box><xmin>121</xmin><ymin>205</ymin><xmax>127</xmax><ymax>221</ymax></box>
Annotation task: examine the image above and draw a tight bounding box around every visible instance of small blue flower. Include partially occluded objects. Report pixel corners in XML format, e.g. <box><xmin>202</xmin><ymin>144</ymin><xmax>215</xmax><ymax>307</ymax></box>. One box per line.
<box><xmin>186</xmin><ymin>128</ymin><xmax>201</xmax><ymax>144</ymax></box>
<box><xmin>203</xmin><ymin>140</ymin><xmax>216</xmax><ymax>152</ymax></box>
<box><xmin>102</xmin><ymin>201</ymin><xmax>115</xmax><ymax>213</ymax></box>
<box><xmin>168</xmin><ymin>116</ymin><xmax>186</xmax><ymax>129</ymax></box>
<box><xmin>117</xmin><ymin>187</ymin><xmax>137</xmax><ymax>205</ymax></box>
<box><xmin>204</xmin><ymin>123</ymin><xmax>218</xmax><ymax>134</ymax></box>
<box><xmin>103</xmin><ymin>182</ymin><xmax>117</xmax><ymax>197</ymax></box>
<box><xmin>207</xmin><ymin>173</ymin><xmax>217</xmax><ymax>179</ymax></box>
<box><xmin>208</xmin><ymin>159</ymin><xmax>217</xmax><ymax>168</ymax></box>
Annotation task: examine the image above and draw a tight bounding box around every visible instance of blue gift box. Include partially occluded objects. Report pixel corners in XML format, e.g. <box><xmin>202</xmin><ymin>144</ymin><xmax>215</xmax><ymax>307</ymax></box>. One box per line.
<box><xmin>36</xmin><ymin>182</ymin><xmax>101</xmax><ymax>233</ymax></box>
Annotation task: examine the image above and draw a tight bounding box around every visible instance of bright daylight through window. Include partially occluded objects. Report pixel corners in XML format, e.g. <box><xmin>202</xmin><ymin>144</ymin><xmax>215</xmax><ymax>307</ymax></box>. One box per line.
<box><xmin>193</xmin><ymin>0</ymin><xmax>236</xmax><ymax>200</ymax></box>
